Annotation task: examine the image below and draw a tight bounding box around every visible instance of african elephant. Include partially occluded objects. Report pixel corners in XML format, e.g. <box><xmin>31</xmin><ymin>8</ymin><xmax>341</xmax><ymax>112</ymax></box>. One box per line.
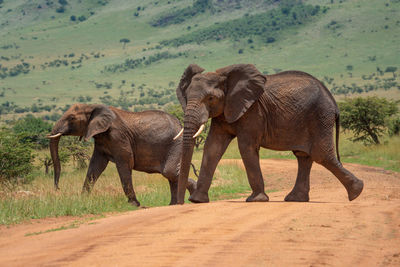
<box><xmin>174</xmin><ymin>64</ymin><xmax>364</xmax><ymax>204</ymax></box>
<box><xmin>48</xmin><ymin>103</ymin><xmax>196</xmax><ymax>206</ymax></box>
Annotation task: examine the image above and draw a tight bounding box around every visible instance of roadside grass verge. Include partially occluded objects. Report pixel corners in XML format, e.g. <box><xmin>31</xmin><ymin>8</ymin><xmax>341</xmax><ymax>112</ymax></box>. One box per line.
<box><xmin>339</xmin><ymin>134</ymin><xmax>400</xmax><ymax>172</ymax></box>
<box><xmin>0</xmin><ymin>154</ymin><xmax>250</xmax><ymax>225</ymax></box>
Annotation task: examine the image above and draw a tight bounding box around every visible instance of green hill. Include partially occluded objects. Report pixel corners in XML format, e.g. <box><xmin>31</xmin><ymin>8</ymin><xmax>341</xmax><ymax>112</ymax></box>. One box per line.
<box><xmin>0</xmin><ymin>0</ymin><xmax>399</xmax><ymax>121</ymax></box>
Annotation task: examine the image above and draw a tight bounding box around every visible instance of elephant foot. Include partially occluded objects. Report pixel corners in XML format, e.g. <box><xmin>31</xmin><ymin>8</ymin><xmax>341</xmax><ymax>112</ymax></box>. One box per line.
<box><xmin>128</xmin><ymin>199</ymin><xmax>141</xmax><ymax>207</ymax></box>
<box><xmin>246</xmin><ymin>192</ymin><xmax>269</xmax><ymax>202</ymax></box>
<box><xmin>284</xmin><ymin>190</ymin><xmax>309</xmax><ymax>202</ymax></box>
<box><xmin>187</xmin><ymin>178</ymin><xmax>197</xmax><ymax>195</ymax></box>
<box><xmin>347</xmin><ymin>179</ymin><xmax>364</xmax><ymax>201</ymax></box>
<box><xmin>188</xmin><ymin>190</ymin><xmax>209</xmax><ymax>203</ymax></box>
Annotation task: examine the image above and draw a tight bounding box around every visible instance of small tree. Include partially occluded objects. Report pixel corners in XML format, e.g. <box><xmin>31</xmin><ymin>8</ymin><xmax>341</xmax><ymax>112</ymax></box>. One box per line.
<box><xmin>339</xmin><ymin>97</ymin><xmax>398</xmax><ymax>144</ymax></box>
<box><xmin>385</xmin><ymin>66</ymin><xmax>398</xmax><ymax>77</ymax></box>
<box><xmin>39</xmin><ymin>149</ymin><xmax>69</xmax><ymax>175</ymax></box>
<box><xmin>120</xmin><ymin>38</ymin><xmax>130</xmax><ymax>49</ymax></box>
<box><xmin>65</xmin><ymin>140</ymin><xmax>91</xmax><ymax>169</ymax></box>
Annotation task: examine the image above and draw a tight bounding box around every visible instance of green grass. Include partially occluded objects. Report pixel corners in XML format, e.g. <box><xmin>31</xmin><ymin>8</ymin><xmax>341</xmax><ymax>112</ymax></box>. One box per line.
<box><xmin>339</xmin><ymin>134</ymin><xmax>400</xmax><ymax>172</ymax></box>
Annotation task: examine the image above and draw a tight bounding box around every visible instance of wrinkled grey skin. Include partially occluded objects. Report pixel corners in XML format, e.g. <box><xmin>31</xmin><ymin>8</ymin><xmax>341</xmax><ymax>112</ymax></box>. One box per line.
<box><xmin>49</xmin><ymin>103</ymin><xmax>196</xmax><ymax>206</ymax></box>
<box><xmin>176</xmin><ymin>64</ymin><xmax>363</xmax><ymax>204</ymax></box>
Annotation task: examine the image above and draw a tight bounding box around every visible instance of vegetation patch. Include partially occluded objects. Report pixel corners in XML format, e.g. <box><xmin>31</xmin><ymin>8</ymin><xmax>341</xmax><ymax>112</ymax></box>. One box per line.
<box><xmin>160</xmin><ymin>3</ymin><xmax>325</xmax><ymax>47</ymax></box>
<box><xmin>151</xmin><ymin>0</ymin><xmax>214</xmax><ymax>27</ymax></box>
<box><xmin>103</xmin><ymin>51</ymin><xmax>188</xmax><ymax>73</ymax></box>
<box><xmin>0</xmin><ymin>62</ymin><xmax>31</xmax><ymax>79</ymax></box>
<box><xmin>339</xmin><ymin>97</ymin><xmax>399</xmax><ymax>145</ymax></box>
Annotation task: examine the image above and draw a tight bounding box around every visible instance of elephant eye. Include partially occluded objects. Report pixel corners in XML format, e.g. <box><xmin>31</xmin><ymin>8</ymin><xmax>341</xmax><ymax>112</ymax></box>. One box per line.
<box><xmin>207</xmin><ymin>95</ymin><xmax>215</xmax><ymax>102</ymax></box>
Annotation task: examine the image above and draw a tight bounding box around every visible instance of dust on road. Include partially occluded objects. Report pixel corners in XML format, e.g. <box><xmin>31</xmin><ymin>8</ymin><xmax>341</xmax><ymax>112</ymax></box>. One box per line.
<box><xmin>1</xmin><ymin>159</ymin><xmax>399</xmax><ymax>266</ymax></box>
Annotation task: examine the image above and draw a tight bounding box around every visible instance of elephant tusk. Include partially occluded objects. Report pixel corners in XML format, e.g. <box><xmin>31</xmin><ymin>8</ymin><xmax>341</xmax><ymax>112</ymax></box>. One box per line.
<box><xmin>193</xmin><ymin>124</ymin><xmax>205</xmax><ymax>138</ymax></box>
<box><xmin>173</xmin><ymin>128</ymin><xmax>184</xmax><ymax>140</ymax></box>
<box><xmin>47</xmin><ymin>133</ymin><xmax>62</xmax><ymax>139</ymax></box>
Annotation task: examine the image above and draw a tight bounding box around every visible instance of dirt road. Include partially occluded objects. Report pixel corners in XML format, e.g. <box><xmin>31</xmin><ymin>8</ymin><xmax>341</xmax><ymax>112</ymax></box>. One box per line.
<box><xmin>1</xmin><ymin>159</ymin><xmax>399</xmax><ymax>266</ymax></box>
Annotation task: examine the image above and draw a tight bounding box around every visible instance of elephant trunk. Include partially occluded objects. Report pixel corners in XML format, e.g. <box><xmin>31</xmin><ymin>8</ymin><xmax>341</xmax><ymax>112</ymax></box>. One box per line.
<box><xmin>177</xmin><ymin>104</ymin><xmax>201</xmax><ymax>204</ymax></box>
<box><xmin>50</xmin><ymin>136</ymin><xmax>61</xmax><ymax>190</ymax></box>
<box><xmin>49</xmin><ymin>120</ymin><xmax>66</xmax><ymax>190</ymax></box>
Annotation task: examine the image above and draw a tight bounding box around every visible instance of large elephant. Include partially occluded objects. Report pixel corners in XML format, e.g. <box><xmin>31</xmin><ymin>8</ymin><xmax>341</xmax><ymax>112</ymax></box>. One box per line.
<box><xmin>48</xmin><ymin>103</ymin><xmax>196</xmax><ymax>206</ymax></box>
<box><xmin>174</xmin><ymin>64</ymin><xmax>364</xmax><ymax>204</ymax></box>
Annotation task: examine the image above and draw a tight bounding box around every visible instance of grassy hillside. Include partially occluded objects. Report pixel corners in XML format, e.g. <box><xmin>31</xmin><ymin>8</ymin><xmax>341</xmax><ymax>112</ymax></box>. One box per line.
<box><xmin>0</xmin><ymin>0</ymin><xmax>399</xmax><ymax>121</ymax></box>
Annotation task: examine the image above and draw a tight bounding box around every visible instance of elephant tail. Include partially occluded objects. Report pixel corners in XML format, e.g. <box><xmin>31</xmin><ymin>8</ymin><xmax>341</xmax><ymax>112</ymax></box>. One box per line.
<box><xmin>335</xmin><ymin>113</ymin><xmax>341</xmax><ymax>163</ymax></box>
<box><xmin>190</xmin><ymin>163</ymin><xmax>199</xmax><ymax>178</ymax></box>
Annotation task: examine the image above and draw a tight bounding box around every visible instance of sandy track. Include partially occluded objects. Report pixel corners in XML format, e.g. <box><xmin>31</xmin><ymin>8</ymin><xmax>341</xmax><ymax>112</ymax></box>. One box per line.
<box><xmin>1</xmin><ymin>159</ymin><xmax>399</xmax><ymax>266</ymax></box>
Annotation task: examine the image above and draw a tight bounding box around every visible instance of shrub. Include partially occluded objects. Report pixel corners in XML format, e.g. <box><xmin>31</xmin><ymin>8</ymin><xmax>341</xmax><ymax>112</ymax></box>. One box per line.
<box><xmin>0</xmin><ymin>128</ymin><xmax>34</xmax><ymax>185</ymax></box>
<box><xmin>339</xmin><ymin>97</ymin><xmax>398</xmax><ymax>144</ymax></box>
<box><xmin>56</xmin><ymin>6</ymin><xmax>65</xmax><ymax>13</ymax></box>
<box><xmin>13</xmin><ymin>115</ymin><xmax>53</xmax><ymax>149</ymax></box>
<box><xmin>388</xmin><ymin>117</ymin><xmax>400</xmax><ymax>136</ymax></box>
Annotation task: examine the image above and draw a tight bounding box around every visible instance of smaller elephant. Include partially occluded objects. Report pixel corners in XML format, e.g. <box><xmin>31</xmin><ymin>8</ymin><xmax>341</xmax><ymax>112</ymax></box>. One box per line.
<box><xmin>48</xmin><ymin>103</ymin><xmax>196</xmax><ymax>206</ymax></box>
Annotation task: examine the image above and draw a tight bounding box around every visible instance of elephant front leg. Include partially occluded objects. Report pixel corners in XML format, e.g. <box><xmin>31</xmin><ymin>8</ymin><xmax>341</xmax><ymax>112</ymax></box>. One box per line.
<box><xmin>237</xmin><ymin>136</ymin><xmax>269</xmax><ymax>202</ymax></box>
<box><xmin>189</xmin><ymin>122</ymin><xmax>234</xmax><ymax>203</ymax></box>
<box><xmin>116</xmin><ymin>161</ymin><xmax>140</xmax><ymax>207</ymax></box>
<box><xmin>82</xmin><ymin>149</ymin><xmax>109</xmax><ymax>194</ymax></box>
<box><xmin>168</xmin><ymin>178</ymin><xmax>197</xmax><ymax>205</ymax></box>
<box><xmin>285</xmin><ymin>154</ymin><xmax>313</xmax><ymax>202</ymax></box>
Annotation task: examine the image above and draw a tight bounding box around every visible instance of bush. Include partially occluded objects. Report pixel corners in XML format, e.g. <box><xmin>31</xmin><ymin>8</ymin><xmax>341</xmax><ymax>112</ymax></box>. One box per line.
<box><xmin>56</xmin><ymin>6</ymin><xmax>65</xmax><ymax>13</ymax></box>
<box><xmin>339</xmin><ymin>97</ymin><xmax>398</xmax><ymax>144</ymax></box>
<box><xmin>388</xmin><ymin>117</ymin><xmax>400</xmax><ymax>136</ymax></box>
<box><xmin>13</xmin><ymin>115</ymin><xmax>53</xmax><ymax>149</ymax></box>
<box><xmin>0</xmin><ymin>128</ymin><xmax>34</xmax><ymax>185</ymax></box>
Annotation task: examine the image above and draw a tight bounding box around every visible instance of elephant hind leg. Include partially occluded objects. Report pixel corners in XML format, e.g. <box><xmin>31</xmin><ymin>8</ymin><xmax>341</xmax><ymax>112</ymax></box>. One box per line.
<box><xmin>285</xmin><ymin>153</ymin><xmax>313</xmax><ymax>202</ymax></box>
<box><xmin>168</xmin><ymin>180</ymin><xmax>178</xmax><ymax>205</ymax></box>
<box><xmin>318</xmin><ymin>157</ymin><xmax>364</xmax><ymax>201</ymax></box>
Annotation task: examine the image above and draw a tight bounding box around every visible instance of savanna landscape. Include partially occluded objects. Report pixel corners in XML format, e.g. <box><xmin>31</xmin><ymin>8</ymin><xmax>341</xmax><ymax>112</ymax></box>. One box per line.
<box><xmin>0</xmin><ymin>0</ymin><xmax>399</xmax><ymax>266</ymax></box>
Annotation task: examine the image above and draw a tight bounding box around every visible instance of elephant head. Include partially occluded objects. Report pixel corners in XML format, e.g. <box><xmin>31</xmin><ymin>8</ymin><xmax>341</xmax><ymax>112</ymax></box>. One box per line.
<box><xmin>48</xmin><ymin>103</ymin><xmax>116</xmax><ymax>190</ymax></box>
<box><xmin>176</xmin><ymin>64</ymin><xmax>266</xmax><ymax>203</ymax></box>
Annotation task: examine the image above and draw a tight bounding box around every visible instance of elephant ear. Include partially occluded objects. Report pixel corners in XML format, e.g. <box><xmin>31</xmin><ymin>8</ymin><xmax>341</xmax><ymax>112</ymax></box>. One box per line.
<box><xmin>176</xmin><ymin>64</ymin><xmax>205</xmax><ymax>112</ymax></box>
<box><xmin>84</xmin><ymin>105</ymin><xmax>116</xmax><ymax>141</ymax></box>
<box><xmin>216</xmin><ymin>64</ymin><xmax>266</xmax><ymax>123</ymax></box>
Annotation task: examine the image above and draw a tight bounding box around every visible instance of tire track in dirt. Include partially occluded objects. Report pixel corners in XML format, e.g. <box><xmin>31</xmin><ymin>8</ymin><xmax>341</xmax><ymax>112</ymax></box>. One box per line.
<box><xmin>0</xmin><ymin>159</ymin><xmax>399</xmax><ymax>266</ymax></box>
